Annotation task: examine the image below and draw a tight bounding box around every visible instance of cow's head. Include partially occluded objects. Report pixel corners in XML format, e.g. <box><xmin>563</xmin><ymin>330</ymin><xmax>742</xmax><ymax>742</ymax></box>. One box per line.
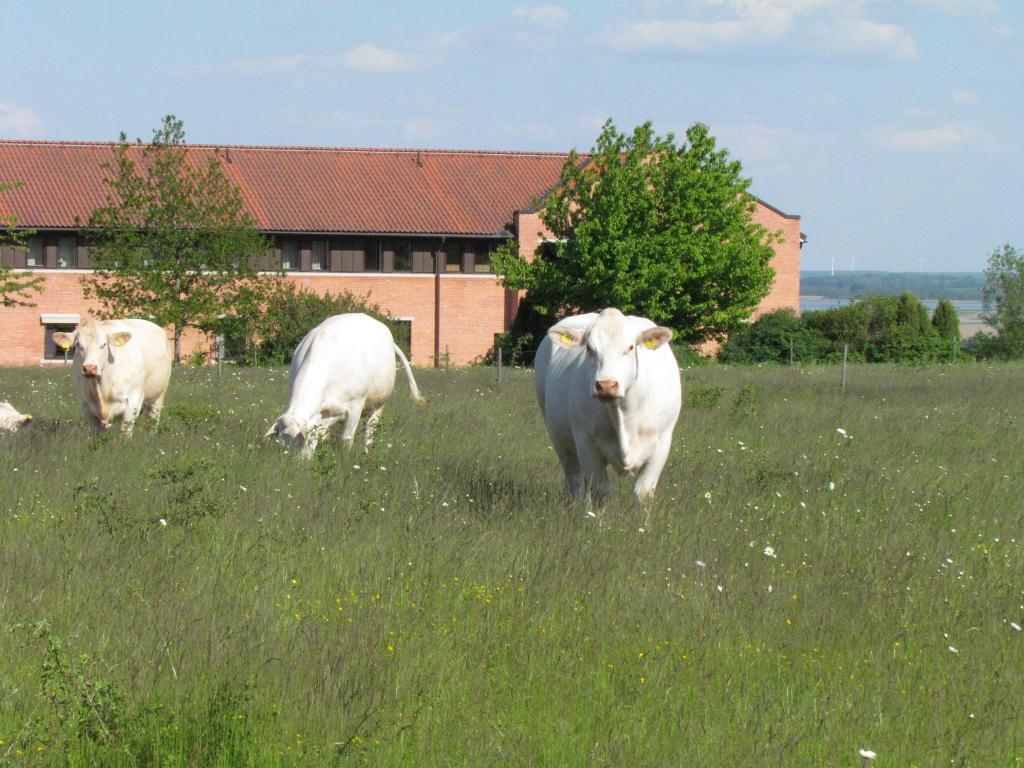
<box><xmin>0</xmin><ymin>401</ymin><xmax>32</xmax><ymax>432</ymax></box>
<box><xmin>53</xmin><ymin>322</ymin><xmax>132</xmax><ymax>380</ymax></box>
<box><xmin>264</xmin><ymin>413</ymin><xmax>321</xmax><ymax>458</ymax></box>
<box><xmin>548</xmin><ymin>308</ymin><xmax>672</xmax><ymax>401</ymax></box>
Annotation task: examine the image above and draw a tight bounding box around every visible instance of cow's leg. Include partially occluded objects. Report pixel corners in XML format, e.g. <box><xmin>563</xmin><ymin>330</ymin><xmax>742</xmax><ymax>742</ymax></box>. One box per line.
<box><xmin>634</xmin><ymin>432</ymin><xmax>671</xmax><ymax>502</ymax></box>
<box><xmin>120</xmin><ymin>394</ymin><xmax>144</xmax><ymax>436</ymax></box>
<box><xmin>363</xmin><ymin>405</ymin><xmax>384</xmax><ymax>452</ymax></box>
<box><xmin>575</xmin><ymin>438</ymin><xmax>611</xmax><ymax>508</ymax></box>
<box><xmin>337</xmin><ymin>398</ymin><xmax>364</xmax><ymax>449</ymax></box>
<box><xmin>146</xmin><ymin>392</ymin><xmax>166</xmax><ymax>423</ymax></box>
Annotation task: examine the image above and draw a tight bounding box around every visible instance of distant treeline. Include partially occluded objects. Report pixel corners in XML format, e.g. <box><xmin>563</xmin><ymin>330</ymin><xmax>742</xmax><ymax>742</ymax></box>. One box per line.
<box><xmin>801</xmin><ymin>271</ymin><xmax>984</xmax><ymax>300</ymax></box>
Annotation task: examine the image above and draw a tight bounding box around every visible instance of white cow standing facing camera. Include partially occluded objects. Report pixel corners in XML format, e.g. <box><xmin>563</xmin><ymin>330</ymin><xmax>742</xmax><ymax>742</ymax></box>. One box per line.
<box><xmin>535</xmin><ymin>308</ymin><xmax>682</xmax><ymax>506</ymax></box>
<box><xmin>53</xmin><ymin>319</ymin><xmax>172</xmax><ymax>435</ymax></box>
<box><xmin>265</xmin><ymin>313</ymin><xmax>425</xmax><ymax>458</ymax></box>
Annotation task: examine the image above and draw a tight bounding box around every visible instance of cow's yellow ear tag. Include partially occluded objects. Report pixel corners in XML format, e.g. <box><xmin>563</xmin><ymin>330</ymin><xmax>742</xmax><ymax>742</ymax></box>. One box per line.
<box><xmin>560</xmin><ymin>333</ymin><xmax>575</xmax><ymax>345</ymax></box>
<box><xmin>114</xmin><ymin>337</ymin><xmax>126</xmax><ymax>347</ymax></box>
<box><xmin>644</xmin><ymin>338</ymin><xmax>657</xmax><ymax>349</ymax></box>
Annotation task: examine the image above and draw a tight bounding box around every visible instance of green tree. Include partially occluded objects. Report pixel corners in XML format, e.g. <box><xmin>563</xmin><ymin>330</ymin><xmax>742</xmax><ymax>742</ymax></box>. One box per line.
<box><xmin>0</xmin><ymin>181</ymin><xmax>43</xmax><ymax>307</ymax></box>
<box><xmin>718</xmin><ymin>309</ymin><xmax>825</xmax><ymax>364</ymax></box>
<box><xmin>493</xmin><ymin>120</ymin><xmax>777</xmax><ymax>345</ymax></box>
<box><xmin>84</xmin><ymin>116</ymin><xmax>273</xmax><ymax>363</ymax></box>
<box><xmin>980</xmin><ymin>244</ymin><xmax>1024</xmax><ymax>359</ymax></box>
<box><xmin>931</xmin><ymin>298</ymin><xmax>960</xmax><ymax>342</ymax></box>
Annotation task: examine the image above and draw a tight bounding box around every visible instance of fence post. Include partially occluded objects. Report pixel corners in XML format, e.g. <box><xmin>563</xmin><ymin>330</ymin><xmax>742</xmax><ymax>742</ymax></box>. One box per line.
<box><xmin>789</xmin><ymin>339</ymin><xmax>794</xmax><ymax>365</ymax></box>
<box><xmin>497</xmin><ymin>346</ymin><xmax>503</xmax><ymax>386</ymax></box>
<box><xmin>216</xmin><ymin>334</ymin><xmax>223</xmax><ymax>380</ymax></box>
<box><xmin>952</xmin><ymin>337</ymin><xmax>957</xmax><ymax>363</ymax></box>
<box><xmin>841</xmin><ymin>343</ymin><xmax>848</xmax><ymax>392</ymax></box>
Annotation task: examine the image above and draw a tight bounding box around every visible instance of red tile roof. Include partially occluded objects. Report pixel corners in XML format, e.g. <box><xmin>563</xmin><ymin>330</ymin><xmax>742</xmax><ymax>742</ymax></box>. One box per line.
<box><xmin>0</xmin><ymin>140</ymin><xmax>575</xmax><ymax>236</ymax></box>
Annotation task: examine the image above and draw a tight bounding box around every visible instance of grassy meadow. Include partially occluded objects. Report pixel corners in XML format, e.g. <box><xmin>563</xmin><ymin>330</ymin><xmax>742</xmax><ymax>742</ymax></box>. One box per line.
<box><xmin>0</xmin><ymin>362</ymin><xmax>1022</xmax><ymax>766</ymax></box>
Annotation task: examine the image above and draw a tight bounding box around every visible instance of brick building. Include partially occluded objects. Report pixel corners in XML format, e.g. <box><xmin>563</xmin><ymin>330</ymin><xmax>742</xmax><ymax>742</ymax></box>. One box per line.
<box><xmin>0</xmin><ymin>139</ymin><xmax>802</xmax><ymax>367</ymax></box>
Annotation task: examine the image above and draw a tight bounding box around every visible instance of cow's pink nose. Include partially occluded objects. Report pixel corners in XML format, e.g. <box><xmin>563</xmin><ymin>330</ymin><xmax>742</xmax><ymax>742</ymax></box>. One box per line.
<box><xmin>82</xmin><ymin>364</ymin><xmax>99</xmax><ymax>378</ymax></box>
<box><xmin>594</xmin><ymin>379</ymin><xmax>620</xmax><ymax>398</ymax></box>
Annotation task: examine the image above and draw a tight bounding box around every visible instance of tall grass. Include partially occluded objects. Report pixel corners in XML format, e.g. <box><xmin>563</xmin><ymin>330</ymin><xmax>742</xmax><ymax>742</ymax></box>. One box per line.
<box><xmin>0</xmin><ymin>362</ymin><xmax>1021</xmax><ymax>766</ymax></box>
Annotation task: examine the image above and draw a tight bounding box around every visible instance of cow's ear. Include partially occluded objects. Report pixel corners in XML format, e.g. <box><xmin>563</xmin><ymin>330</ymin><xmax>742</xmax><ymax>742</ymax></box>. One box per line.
<box><xmin>109</xmin><ymin>332</ymin><xmax>132</xmax><ymax>347</ymax></box>
<box><xmin>319</xmin><ymin>399</ymin><xmax>346</xmax><ymax>419</ymax></box>
<box><xmin>53</xmin><ymin>332</ymin><xmax>76</xmax><ymax>350</ymax></box>
<box><xmin>548</xmin><ymin>325</ymin><xmax>583</xmax><ymax>348</ymax></box>
<box><xmin>637</xmin><ymin>326</ymin><xmax>672</xmax><ymax>350</ymax></box>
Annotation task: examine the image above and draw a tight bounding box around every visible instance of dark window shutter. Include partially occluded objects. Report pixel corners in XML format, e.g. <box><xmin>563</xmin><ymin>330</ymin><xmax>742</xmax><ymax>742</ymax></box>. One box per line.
<box><xmin>77</xmin><ymin>246</ymin><xmax>92</xmax><ymax>269</ymax></box>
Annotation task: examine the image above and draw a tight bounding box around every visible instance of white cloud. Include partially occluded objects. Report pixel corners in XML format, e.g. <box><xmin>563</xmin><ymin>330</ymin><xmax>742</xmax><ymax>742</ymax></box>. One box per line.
<box><xmin>341</xmin><ymin>42</ymin><xmax>423</xmax><ymax>74</ymax></box>
<box><xmin>0</xmin><ymin>99</ymin><xmax>44</xmax><ymax>137</ymax></box>
<box><xmin>871</xmin><ymin>123</ymin><xmax>974</xmax><ymax>152</ymax></box>
<box><xmin>602</xmin><ymin>1</ymin><xmax>917</xmax><ymax>60</ymax></box>
<box><xmin>511</xmin><ymin>4</ymin><xmax>570</xmax><ymax>28</ymax></box>
<box><xmin>809</xmin><ymin>17</ymin><xmax>918</xmax><ymax>60</ymax></box>
<box><xmin>951</xmin><ymin>88</ymin><xmax>979</xmax><ymax>106</ymax></box>
<box><xmin>606</xmin><ymin>6</ymin><xmax>793</xmax><ymax>52</ymax></box>
<box><xmin>183</xmin><ymin>41</ymin><xmax>427</xmax><ymax>81</ymax></box>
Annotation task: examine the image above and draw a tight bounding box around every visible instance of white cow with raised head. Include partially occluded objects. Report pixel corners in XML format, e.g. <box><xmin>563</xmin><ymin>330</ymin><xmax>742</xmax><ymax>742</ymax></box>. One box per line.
<box><xmin>535</xmin><ymin>308</ymin><xmax>682</xmax><ymax>505</ymax></box>
<box><xmin>264</xmin><ymin>313</ymin><xmax>424</xmax><ymax>458</ymax></box>
<box><xmin>53</xmin><ymin>319</ymin><xmax>172</xmax><ymax>434</ymax></box>
<box><xmin>0</xmin><ymin>401</ymin><xmax>32</xmax><ymax>432</ymax></box>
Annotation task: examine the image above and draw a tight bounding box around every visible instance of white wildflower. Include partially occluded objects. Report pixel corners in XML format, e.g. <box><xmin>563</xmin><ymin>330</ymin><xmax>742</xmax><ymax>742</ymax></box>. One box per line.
<box><xmin>858</xmin><ymin>749</ymin><xmax>877</xmax><ymax>759</ymax></box>
<box><xmin>948</xmin><ymin>646</ymin><xmax>958</xmax><ymax>654</ymax></box>
<box><xmin>763</xmin><ymin>546</ymin><xmax>777</xmax><ymax>558</ymax></box>
<box><xmin>1010</xmin><ymin>622</ymin><xmax>1021</xmax><ymax>632</ymax></box>
<box><xmin>158</xmin><ymin>518</ymin><xmax>167</xmax><ymax>527</ymax></box>
<box><xmin>836</xmin><ymin>427</ymin><xmax>847</xmax><ymax>436</ymax></box>
<box><xmin>695</xmin><ymin>560</ymin><xmax>706</xmax><ymax>568</ymax></box>
<box><xmin>828</xmin><ymin>481</ymin><xmax>835</xmax><ymax>491</ymax></box>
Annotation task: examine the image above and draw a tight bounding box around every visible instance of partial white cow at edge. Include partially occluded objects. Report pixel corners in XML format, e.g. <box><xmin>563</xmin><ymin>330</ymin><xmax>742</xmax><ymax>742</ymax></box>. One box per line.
<box><xmin>53</xmin><ymin>319</ymin><xmax>172</xmax><ymax>434</ymax></box>
<box><xmin>265</xmin><ymin>313</ymin><xmax>425</xmax><ymax>457</ymax></box>
<box><xmin>535</xmin><ymin>308</ymin><xmax>682</xmax><ymax>505</ymax></box>
<box><xmin>0</xmin><ymin>401</ymin><xmax>32</xmax><ymax>432</ymax></box>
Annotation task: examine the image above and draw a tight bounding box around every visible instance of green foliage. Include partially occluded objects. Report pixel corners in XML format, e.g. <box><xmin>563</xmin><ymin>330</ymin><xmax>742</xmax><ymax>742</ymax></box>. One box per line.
<box><xmin>718</xmin><ymin>309</ymin><xmax>824</xmax><ymax>364</ymax></box>
<box><xmin>8</xmin><ymin>620</ymin><xmax>128</xmax><ymax>758</ymax></box>
<box><xmin>722</xmin><ymin>294</ymin><xmax>955</xmax><ymax>364</ymax></box>
<box><xmin>801</xmin><ymin>271</ymin><xmax>984</xmax><ymax>301</ymax></box>
<box><xmin>83</xmin><ymin>116</ymin><xmax>275</xmax><ymax>363</ymax></box>
<box><xmin>237</xmin><ymin>281</ymin><xmax>408</xmax><ymax>366</ymax></box>
<box><xmin>684</xmin><ymin>382</ymin><xmax>723</xmax><ymax>408</ymax></box>
<box><xmin>0</xmin><ymin>364</ymin><xmax>1023</xmax><ymax>764</ymax></box>
<box><xmin>980</xmin><ymin>243</ymin><xmax>1024</xmax><ymax>359</ymax></box>
<box><xmin>0</xmin><ymin>180</ymin><xmax>43</xmax><ymax>307</ymax></box>
<box><xmin>493</xmin><ymin>120</ymin><xmax>777</xmax><ymax>346</ymax></box>
<box><xmin>931</xmin><ymin>298</ymin><xmax>960</xmax><ymax>341</ymax></box>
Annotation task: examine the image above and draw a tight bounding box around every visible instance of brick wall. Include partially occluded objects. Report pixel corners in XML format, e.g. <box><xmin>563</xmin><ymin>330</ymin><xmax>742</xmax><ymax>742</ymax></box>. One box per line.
<box><xmin>0</xmin><ymin>202</ymin><xmax>799</xmax><ymax>368</ymax></box>
<box><xmin>0</xmin><ymin>270</ymin><xmax>507</xmax><ymax>367</ymax></box>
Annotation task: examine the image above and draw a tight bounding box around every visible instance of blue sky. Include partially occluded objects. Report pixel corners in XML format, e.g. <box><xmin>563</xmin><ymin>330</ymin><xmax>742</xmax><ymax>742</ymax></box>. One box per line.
<box><xmin>2</xmin><ymin>0</ymin><xmax>1021</xmax><ymax>272</ymax></box>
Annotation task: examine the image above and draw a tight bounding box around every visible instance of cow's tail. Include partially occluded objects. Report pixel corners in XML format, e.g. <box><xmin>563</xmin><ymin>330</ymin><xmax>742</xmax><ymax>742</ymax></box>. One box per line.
<box><xmin>393</xmin><ymin>344</ymin><xmax>426</xmax><ymax>407</ymax></box>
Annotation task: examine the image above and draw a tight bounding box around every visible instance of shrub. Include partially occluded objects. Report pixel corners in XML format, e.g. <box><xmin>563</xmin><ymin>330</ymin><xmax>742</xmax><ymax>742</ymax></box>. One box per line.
<box><xmin>718</xmin><ymin>309</ymin><xmax>824</xmax><ymax>364</ymax></box>
<box><xmin>228</xmin><ymin>283</ymin><xmax>408</xmax><ymax>366</ymax></box>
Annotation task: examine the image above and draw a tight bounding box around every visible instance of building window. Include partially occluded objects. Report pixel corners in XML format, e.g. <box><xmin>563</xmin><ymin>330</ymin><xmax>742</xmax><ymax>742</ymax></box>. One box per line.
<box><xmin>473</xmin><ymin>241</ymin><xmax>494</xmax><ymax>273</ymax></box>
<box><xmin>44</xmin><ymin>322</ymin><xmax>77</xmax><ymax>361</ymax></box>
<box><xmin>364</xmin><ymin>240</ymin><xmax>381</xmax><ymax>271</ymax></box>
<box><xmin>444</xmin><ymin>241</ymin><xmax>463</xmax><ymax>273</ymax></box>
<box><xmin>57</xmin><ymin>236</ymin><xmax>76</xmax><ymax>268</ymax></box>
<box><xmin>311</xmin><ymin>240</ymin><xmax>328</xmax><ymax>271</ymax></box>
<box><xmin>385</xmin><ymin>239</ymin><xmax>411</xmax><ymax>272</ymax></box>
<box><xmin>537</xmin><ymin>240</ymin><xmax>559</xmax><ymax>261</ymax></box>
<box><xmin>26</xmin><ymin>236</ymin><xmax>44</xmax><ymax>268</ymax></box>
<box><xmin>280</xmin><ymin>239</ymin><xmax>298</xmax><ymax>271</ymax></box>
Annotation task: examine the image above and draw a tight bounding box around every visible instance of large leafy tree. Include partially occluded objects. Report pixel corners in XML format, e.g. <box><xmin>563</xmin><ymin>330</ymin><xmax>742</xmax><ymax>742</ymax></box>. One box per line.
<box><xmin>980</xmin><ymin>243</ymin><xmax>1024</xmax><ymax>358</ymax></box>
<box><xmin>0</xmin><ymin>181</ymin><xmax>43</xmax><ymax>307</ymax></box>
<box><xmin>493</xmin><ymin>120</ymin><xmax>778</xmax><ymax>344</ymax></box>
<box><xmin>85</xmin><ymin>116</ymin><xmax>273</xmax><ymax>363</ymax></box>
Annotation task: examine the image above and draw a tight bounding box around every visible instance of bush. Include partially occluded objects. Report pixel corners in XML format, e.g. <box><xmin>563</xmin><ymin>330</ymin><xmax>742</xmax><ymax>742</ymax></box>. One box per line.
<box><xmin>719</xmin><ymin>309</ymin><xmax>824</xmax><ymax>364</ymax></box>
<box><xmin>721</xmin><ymin>294</ymin><xmax>957</xmax><ymax>365</ymax></box>
<box><xmin>227</xmin><ymin>283</ymin><xmax>409</xmax><ymax>366</ymax></box>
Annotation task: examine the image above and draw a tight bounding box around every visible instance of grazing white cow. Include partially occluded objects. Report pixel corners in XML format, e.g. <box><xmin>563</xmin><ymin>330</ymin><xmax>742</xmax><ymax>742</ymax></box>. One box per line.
<box><xmin>53</xmin><ymin>319</ymin><xmax>172</xmax><ymax>434</ymax></box>
<box><xmin>264</xmin><ymin>313</ymin><xmax>424</xmax><ymax>457</ymax></box>
<box><xmin>535</xmin><ymin>308</ymin><xmax>681</xmax><ymax>505</ymax></box>
<box><xmin>0</xmin><ymin>401</ymin><xmax>32</xmax><ymax>432</ymax></box>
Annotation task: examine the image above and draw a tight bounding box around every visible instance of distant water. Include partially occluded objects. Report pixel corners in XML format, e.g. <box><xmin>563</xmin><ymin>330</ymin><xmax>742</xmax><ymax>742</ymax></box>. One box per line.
<box><xmin>800</xmin><ymin>298</ymin><xmax>982</xmax><ymax>313</ymax></box>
